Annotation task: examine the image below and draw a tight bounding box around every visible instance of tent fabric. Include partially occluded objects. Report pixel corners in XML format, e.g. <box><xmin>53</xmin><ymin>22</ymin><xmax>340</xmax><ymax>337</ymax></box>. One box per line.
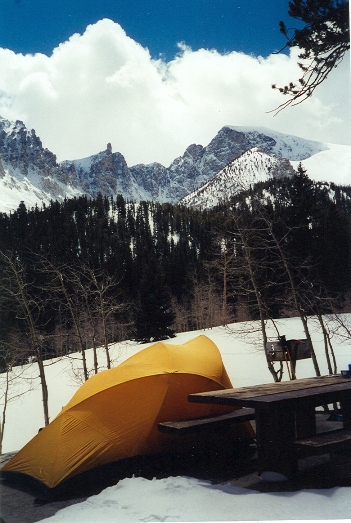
<box><xmin>2</xmin><ymin>335</ymin><xmax>253</xmax><ymax>489</ymax></box>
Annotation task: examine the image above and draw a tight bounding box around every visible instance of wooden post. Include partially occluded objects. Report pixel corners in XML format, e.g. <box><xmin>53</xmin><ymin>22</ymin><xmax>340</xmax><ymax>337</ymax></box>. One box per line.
<box><xmin>295</xmin><ymin>405</ymin><xmax>316</xmax><ymax>439</ymax></box>
<box><xmin>340</xmin><ymin>391</ymin><xmax>351</xmax><ymax>430</ymax></box>
<box><xmin>255</xmin><ymin>405</ymin><xmax>298</xmax><ymax>478</ymax></box>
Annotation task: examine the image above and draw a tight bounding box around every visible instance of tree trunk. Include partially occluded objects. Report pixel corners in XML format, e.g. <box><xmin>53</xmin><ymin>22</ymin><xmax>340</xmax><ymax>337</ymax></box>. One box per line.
<box><xmin>265</xmin><ymin>220</ymin><xmax>321</xmax><ymax>377</ymax></box>
<box><xmin>236</xmin><ymin>222</ymin><xmax>283</xmax><ymax>382</ymax></box>
<box><xmin>0</xmin><ymin>370</ymin><xmax>10</xmax><ymax>454</ymax></box>
<box><xmin>57</xmin><ymin>273</ymin><xmax>89</xmax><ymax>381</ymax></box>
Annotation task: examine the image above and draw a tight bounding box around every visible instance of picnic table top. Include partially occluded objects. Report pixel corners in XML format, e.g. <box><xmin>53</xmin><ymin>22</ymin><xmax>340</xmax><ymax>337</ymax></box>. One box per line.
<box><xmin>188</xmin><ymin>375</ymin><xmax>351</xmax><ymax>409</ymax></box>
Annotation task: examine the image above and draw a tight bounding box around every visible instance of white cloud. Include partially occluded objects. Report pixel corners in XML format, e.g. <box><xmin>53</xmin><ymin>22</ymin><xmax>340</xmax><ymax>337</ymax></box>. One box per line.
<box><xmin>0</xmin><ymin>18</ymin><xmax>349</xmax><ymax>166</ymax></box>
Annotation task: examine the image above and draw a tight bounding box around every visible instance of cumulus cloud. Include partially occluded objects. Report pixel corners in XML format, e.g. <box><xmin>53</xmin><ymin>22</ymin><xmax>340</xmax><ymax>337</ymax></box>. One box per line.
<box><xmin>0</xmin><ymin>18</ymin><xmax>349</xmax><ymax>166</ymax></box>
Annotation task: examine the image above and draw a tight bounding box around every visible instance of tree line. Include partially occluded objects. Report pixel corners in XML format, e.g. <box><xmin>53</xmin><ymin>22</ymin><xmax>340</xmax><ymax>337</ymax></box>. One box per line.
<box><xmin>0</xmin><ymin>166</ymin><xmax>350</xmax><ymax>378</ymax></box>
<box><xmin>0</xmin><ymin>166</ymin><xmax>350</xmax><ymax>441</ymax></box>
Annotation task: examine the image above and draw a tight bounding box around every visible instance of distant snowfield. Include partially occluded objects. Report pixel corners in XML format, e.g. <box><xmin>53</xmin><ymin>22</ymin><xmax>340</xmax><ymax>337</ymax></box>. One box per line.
<box><xmin>2</xmin><ymin>315</ymin><xmax>351</xmax><ymax>522</ymax></box>
<box><xmin>291</xmin><ymin>143</ymin><xmax>351</xmax><ymax>186</ymax></box>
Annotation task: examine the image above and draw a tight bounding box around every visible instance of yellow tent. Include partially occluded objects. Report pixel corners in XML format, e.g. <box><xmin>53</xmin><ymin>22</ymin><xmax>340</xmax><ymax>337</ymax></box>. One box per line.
<box><xmin>2</xmin><ymin>335</ymin><xmax>251</xmax><ymax>489</ymax></box>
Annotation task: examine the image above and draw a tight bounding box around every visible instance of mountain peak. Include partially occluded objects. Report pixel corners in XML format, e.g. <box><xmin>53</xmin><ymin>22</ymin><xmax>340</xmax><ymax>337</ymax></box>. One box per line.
<box><xmin>222</xmin><ymin>125</ymin><xmax>327</xmax><ymax>161</ymax></box>
<box><xmin>180</xmin><ymin>146</ymin><xmax>297</xmax><ymax>208</ymax></box>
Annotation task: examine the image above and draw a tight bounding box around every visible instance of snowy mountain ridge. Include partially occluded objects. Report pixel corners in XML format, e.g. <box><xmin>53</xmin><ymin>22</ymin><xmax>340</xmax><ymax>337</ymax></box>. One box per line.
<box><xmin>0</xmin><ymin>116</ymin><xmax>350</xmax><ymax>213</ymax></box>
<box><xmin>225</xmin><ymin>126</ymin><xmax>327</xmax><ymax>160</ymax></box>
<box><xmin>0</xmin><ymin>117</ymin><xmax>82</xmax><ymax>213</ymax></box>
<box><xmin>180</xmin><ymin>147</ymin><xmax>297</xmax><ymax>208</ymax></box>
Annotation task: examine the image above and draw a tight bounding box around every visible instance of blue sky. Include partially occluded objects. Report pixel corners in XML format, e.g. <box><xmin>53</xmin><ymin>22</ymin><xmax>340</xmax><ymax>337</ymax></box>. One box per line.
<box><xmin>0</xmin><ymin>0</ymin><xmax>349</xmax><ymax>165</ymax></box>
<box><xmin>2</xmin><ymin>0</ymin><xmax>294</xmax><ymax>60</ymax></box>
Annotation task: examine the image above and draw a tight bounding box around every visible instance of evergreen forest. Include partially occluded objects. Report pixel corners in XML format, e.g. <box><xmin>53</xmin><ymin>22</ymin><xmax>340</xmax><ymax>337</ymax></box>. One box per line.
<box><xmin>0</xmin><ymin>167</ymin><xmax>350</xmax><ymax>375</ymax></box>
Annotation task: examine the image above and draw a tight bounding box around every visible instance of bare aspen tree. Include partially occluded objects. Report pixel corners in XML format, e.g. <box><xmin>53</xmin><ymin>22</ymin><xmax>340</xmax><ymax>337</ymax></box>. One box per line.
<box><xmin>317</xmin><ymin>313</ymin><xmax>337</xmax><ymax>375</ymax></box>
<box><xmin>303</xmin><ymin>287</ymin><xmax>338</xmax><ymax>375</ymax></box>
<box><xmin>39</xmin><ymin>259</ymin><xmax>89</xmax><ymax>381</ymax></box>
<box><xmin>0</xmin><ymin>250</ymin><xmax>50</xmax><ymax>425</ymax></box>
<box><xmin>207</xmin><ymin>236</ymin><xmax>237</xmax><ymax>327</ymax></box>
<box><xmin>0</xmin><ymin>343</ymin><xmax>34</xmax><ymax>453</ymax></box>
<box><xmin>77</xmin><ymin>264</ymin><xmax>126</xmax><ymax>370</ymax></box>
<box><xmin>329</xmin><ymin>312</ymin><xmax>351</xmax><ymax>345</ymax></box>
<box><xmin>259</xmin><ymin>212</ymin><xmax>321</xmax><ymax>378</ymax></box>
<box><xmin>229</xmin><ymin>212</ymin><xmax>284</xmax><ymax>382</ymax></box>
<box><xmin>39</xmin><ymin>256</ymin><xmax>128</xmax><ymax>376</ymax></box>
<box><xmin>0</xmin><ymin>366</ymin><xmax>10</xmax><ymax>454</ymax></box>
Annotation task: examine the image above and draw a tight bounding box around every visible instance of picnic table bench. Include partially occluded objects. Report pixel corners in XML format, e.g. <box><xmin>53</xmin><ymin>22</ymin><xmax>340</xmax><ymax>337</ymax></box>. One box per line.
<box><xmin>295</xmin><ymin>427</ymin><xmax>351</xmax><ymax>456</ymax></box>
<box><xmin>158</xmin><ymin>408</ymin><xmax>255</xmax><ymax>435</ymax></box>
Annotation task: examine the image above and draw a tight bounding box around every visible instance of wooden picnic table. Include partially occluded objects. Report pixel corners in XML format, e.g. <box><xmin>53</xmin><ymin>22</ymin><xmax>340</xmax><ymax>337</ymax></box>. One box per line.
<box><xmin>189</xmin><ymin>375</ymin><xmax>351</xmax><ymax>479</ymax></box>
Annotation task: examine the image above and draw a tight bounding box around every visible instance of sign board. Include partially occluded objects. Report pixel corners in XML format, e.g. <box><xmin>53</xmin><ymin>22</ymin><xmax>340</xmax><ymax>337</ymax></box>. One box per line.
<box><xmin>265</xmin><ymin>339</ymin><xmax>311</xmax><ymax>362</ymax></box>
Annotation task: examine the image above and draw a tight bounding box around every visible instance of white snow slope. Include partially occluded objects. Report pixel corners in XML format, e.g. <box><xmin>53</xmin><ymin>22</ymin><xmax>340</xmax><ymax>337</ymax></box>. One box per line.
<box><xmin>291</xmin><ymin>143</ymin><xmax>351</xmax><ymax>186</ymax></box>
<box><xmin>0</xmin><ymin>167</ymin><xmax>81</xmax><ymax>214</ymax></box>
<box><xmin>227</xmin><ymin>127</ymin><xmax>351</xmax><ymax>185</ymax></box>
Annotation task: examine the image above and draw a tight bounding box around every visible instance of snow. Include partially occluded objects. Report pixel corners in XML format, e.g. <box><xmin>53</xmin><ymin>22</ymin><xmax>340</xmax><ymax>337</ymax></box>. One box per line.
<box><xmin>35</xmin><ymin>476</ymin><xmax>351</xmax><ymax>522</ymax></box>
<box><xmin>0</xmin><ymin>166</ymin><xmax>83</xmax><ymax>214</ymax></box>
<box><xmin>2</xmin><ymin>316</ymin><xmax>351</xmax><ymax>522</ymax></box>
<box><xmin>0</xmin><ymin>169</ymin><xmax>51</xmax><ymax>213</ymax></box>
<box><xmin>62</xmin><ymin>154</ymin><xmax>95</xmax><ymax>173</ymax></box>
<box><xmin>226</xmin><ymin>126</ymin><xmax>327</xmax><ymax>161</ymax></box>
<box><xmin>226</xmin><ymin>127</ymin><xmax>351</xmax><ymax>187</ymax></box>
<box><xmin>291</xmin><ymin>143</ymin><xmax>351</xmax><ymax>186</ymax></box>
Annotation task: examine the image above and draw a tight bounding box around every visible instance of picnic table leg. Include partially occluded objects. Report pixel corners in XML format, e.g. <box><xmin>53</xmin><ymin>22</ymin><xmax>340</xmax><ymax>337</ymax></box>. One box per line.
<box><xmin>255</xmin><ymin>405</ymin><xmax>298</xmax><ymax>479</ymax></box>
<box><xmin>339</xmin><ymin>391</ymin><xmax>351</xmax><ymax>429</ymax></box>
<box><xmin>295</xmin><ymin>405</ymin><xmax>316</xmax><ymax>438</ymax></box>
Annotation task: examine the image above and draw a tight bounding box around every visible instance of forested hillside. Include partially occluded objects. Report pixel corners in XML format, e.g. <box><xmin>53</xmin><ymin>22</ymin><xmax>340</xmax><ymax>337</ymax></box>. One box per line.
<box><xmin>0</xmin><ymin>167</ymin><xmax>350</xmax><ymax>375</ymax></box>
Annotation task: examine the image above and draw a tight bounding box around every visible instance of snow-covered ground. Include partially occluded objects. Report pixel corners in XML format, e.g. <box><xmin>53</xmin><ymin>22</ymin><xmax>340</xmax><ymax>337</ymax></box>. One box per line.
<box><xmin>2</xmin><ymin>315</ymin><xmax>351</xmax><ymax>522</ymax></box>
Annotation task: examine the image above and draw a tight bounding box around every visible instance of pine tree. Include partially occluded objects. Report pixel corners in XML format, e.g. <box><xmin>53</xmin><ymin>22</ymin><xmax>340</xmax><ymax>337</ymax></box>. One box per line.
<box><xmin>273</xmin><ymin>0</ymin><xmax>349</xmax><ymax>109</ymax></box>
<box><xmin>134</xmin><ymin>255</ymin><xmax>175</xmax><ymax>343</ymax></box>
